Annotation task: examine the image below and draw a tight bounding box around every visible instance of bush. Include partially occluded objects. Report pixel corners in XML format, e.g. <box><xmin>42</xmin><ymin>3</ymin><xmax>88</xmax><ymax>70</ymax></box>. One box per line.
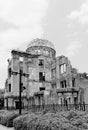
<box><xmin>66</xmin><ymin>111</ymin><xmax>78</xmax><ymax>120</ymax></box>
<box><xmin>0</xmin><ymin>110</ymin><xmax>11</xmax><ymax>123</ymax></box>
<box><xmin>6</xmin><ymin>113</ymin><xmax>19</xmax><ymax>127</ymax></box>
<box><xmin>13</xmin><ymin>114</ymin><xmax>29</xmax><ymax>130</ymax></box>
<box><xmin>13</xmin><ymin>110</ymin><xmax>88</xmax><ymax>130</ymax></box>
<box><xmin>13</xmin><ymin>113</ymin><xmax>37</xmax><ymax>130</ymax></box>
<box><xmin>13</xmin><ymin>112</ymin><xmax>68</xmax><ymax>130</ymax></box>
<box><xmin>0</xmin><ymin>110</ymin><xmax>19</xmax><ymax>127</ymax></box>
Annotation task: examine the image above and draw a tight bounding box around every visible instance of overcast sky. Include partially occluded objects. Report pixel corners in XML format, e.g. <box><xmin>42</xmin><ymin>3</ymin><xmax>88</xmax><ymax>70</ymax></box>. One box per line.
<box><xmin>0</xmin><ymin>0</ymin><xmax>88</xmax><ymax>88</ymax></box>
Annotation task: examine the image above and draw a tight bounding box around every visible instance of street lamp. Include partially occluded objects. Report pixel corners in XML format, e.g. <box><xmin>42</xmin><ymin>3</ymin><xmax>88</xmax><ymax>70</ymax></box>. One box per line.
<box><xmin>11</xmin><ymin>69</ymin><xmax>29</xmax><ymax>114</ymax></box>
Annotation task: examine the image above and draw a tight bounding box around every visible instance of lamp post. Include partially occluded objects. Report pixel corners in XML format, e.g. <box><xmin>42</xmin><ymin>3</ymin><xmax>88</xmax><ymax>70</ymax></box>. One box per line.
<box><xmin>11</xmin><ymin>70</ymin><xmax>29</xmax><ymax>114</ymax></box>
<box><xmin>19</xmin><ymin>69</ymin><xmax>22</xmax><ymax>115</ymax></box>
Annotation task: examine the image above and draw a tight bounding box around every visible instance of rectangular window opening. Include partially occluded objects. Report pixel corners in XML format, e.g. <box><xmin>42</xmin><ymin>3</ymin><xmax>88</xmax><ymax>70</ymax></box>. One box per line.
<box><xmin>60</xmin><ymin>64</ymin><xmax>67</xmax><ymax>74</ymax></box>
<box><xmin>8</xmin><ymin>68</ymin><xmax>11</xmax><ymax>77</ymax></box>
<box><xmin>72</xmin><ymin>78</ymin><xmax>75</xmax><ymax>87</ymax></box>
<box><xmin>39</xmin><ymin>72</ymin><xmax>45</xmax><ymax>81</ymax></box>
<box><xmin>51</xmin><ymin>68</ymin><xmax>56</xmax><ymax>78</ymax></box>
<box><xmin>9</xmin><ymin>84</ymin><xmax>11</xmax><ymax>92</ymax></box>
<box><xmin>40</xmin><ymin>87</ymin><xmax>45</xmax><ymax>91</ymax></box>
<box><xmin>39</xmin><ymin>59</ymin><xmax>44</xmax><ymax>66</ymax></box>
<box><xmin>60</xmin><ymin>80</ymin><xmax>67</xmax><ymax>88</ymax></box>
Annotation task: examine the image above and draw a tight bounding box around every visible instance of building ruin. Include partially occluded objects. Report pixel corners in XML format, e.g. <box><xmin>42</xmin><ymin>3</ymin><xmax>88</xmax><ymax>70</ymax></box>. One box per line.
<box><xmin>4</xmin><ymin>38</ymin><xmax>88</xmax><ymax>109</ymax></box>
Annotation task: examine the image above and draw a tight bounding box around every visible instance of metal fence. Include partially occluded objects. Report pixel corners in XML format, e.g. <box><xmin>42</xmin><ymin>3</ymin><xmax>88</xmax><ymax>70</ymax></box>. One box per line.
<box><xmin>24</xmin><ymin>103</ymin><xmax>87</xmax><ymax>113</ymax></box>
<box><xmin>3</xmin><ymin>103</ymin><xmax>88</xmax><ymax>113</ymax></box>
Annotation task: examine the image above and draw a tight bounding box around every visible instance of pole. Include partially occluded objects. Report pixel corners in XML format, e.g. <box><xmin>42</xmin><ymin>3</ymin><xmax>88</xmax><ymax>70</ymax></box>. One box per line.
<box><xmin>19</xmin><ymin>69</ymin><xmax>22</xmax><ymax>114</ymax></box>
<box><xmin>11</xmin><ymin>69</ymin><xmax>29</xmax><ymax>114</ymax></box>
<box><xmin>7</xmin><ymin>98</ymin><xmax>8</xmax><ymax>110</ymax></box>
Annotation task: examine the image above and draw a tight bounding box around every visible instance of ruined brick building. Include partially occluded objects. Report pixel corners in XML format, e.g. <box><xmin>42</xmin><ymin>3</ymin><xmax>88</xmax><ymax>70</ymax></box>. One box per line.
<box><xmin>4</xmin><ymin>38</ymin><xmax>88</xmax><ymax>109</ymax></box>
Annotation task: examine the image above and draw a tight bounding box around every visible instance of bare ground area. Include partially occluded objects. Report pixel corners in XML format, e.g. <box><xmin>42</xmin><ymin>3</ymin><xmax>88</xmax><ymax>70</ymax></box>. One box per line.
<box><xmin>0</xmin><ymin>124</ymin><xmax>13</xmax><ymax>130</ymax></box>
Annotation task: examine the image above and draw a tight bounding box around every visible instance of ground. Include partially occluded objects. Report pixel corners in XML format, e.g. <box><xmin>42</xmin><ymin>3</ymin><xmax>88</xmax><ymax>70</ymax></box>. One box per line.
<box><xmin>0</xmin><ymin>124</ymin><xmax>13</xmax><ymax>130</ymax></box>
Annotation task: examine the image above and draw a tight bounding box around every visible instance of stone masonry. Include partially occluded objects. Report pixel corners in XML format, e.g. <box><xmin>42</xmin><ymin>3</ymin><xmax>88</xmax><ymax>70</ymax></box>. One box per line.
<box><xmin>4</xmin><ymin>38</ymin><xmax>88</xmax><ymax>109</ymax></box>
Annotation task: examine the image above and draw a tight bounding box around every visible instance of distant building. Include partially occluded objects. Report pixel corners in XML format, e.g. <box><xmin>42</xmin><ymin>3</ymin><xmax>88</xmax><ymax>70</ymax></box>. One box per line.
<box><xmin>4</xmin><ymin>38</ymin><xmax>88</xmax><ymax>109</ymax></box>
<box><xmin>0</xmin><ymin>89</ymin><xmax>4</xmax><ymax>108</ymax></box>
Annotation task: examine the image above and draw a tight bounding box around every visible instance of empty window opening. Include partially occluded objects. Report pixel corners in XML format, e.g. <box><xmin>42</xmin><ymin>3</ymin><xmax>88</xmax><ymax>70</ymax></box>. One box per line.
<box><xmin>19</xmin><ymin>57</ymin><xmax>23</xmax><ymax>62</ymax></box>
<box><xmin>60</xmin><ymin>64</ymin><xmax>66</xmax><ymax>74</ymax></box>
<box><xmin>9</xmin><ymin>84</ymin><xmax>11</xmax><ymax>92</ymax></box>
<box><xmin>51</xmin><ymin>68</ymin><xmax>56</xmax><ymax>78</ymax></box>
<box><xmin>72</xmin><ymin>78</ymin><xmax>75</xmax><ymax>87</ymax></box>
<box><xmin>8</xmin><ymin>68</ymin><xmax>11</xmax><ymax>77</ymax></box>
<box><xmin>40</xmin><ymin>87</ymin><xmax>45</xmax><ymax>91</ymax></box>
<box><xmin>39</xmin><ymin>59</ymin><xmax>44</xmax><ymax>66</ymax></box>
<box><xmin>39</xmin><ymin>72</ymin><xmax>45</xmax><ymax>81</ymax></box>
<box><xmin>60</xmin><ymin>80</ymin><xmax>67</xmax><ymax>88</ymax></box>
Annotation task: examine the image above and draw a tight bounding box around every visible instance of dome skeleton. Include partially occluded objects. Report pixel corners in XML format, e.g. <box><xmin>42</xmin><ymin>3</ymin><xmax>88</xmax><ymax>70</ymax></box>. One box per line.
<box><xmin>27</xmin><ymin>38</ymin><xmax>55</xmax><ymax>50</ymax></box>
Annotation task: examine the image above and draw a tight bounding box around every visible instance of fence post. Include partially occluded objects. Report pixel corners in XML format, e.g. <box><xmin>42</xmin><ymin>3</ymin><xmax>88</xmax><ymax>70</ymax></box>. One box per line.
<box><xmin>83</xmin><ymin>102</ymin><xmax>85</xmax><ymax>111</ymax></box>
<box><xmin>53</xmin><ymin>103</ymin><xmax>55</xmax><ymax>112</ymax></box>
<box><xmin>42</xmin><ymin>103</ymin><xmax>44</xmax><ymax>110</ymax></box>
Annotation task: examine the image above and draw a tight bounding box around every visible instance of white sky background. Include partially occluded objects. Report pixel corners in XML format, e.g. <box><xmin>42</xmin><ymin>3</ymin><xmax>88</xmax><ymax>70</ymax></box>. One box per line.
<box><xmin>0</xmin><ymin>0</ymin><xmax>88</xmax><ymax>88</ymax></box>
<box><xmin>0</xmin><ymin>0</ymin><xmax>48</xmax><ymax>88</ymax></box>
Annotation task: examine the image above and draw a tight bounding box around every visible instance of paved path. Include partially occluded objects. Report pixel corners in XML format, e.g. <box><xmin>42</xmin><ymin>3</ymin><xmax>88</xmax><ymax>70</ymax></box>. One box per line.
<box><xmin>0</xmin><ymin>125</ymin><xmax>14</xmax><ymax>130</ymax></box>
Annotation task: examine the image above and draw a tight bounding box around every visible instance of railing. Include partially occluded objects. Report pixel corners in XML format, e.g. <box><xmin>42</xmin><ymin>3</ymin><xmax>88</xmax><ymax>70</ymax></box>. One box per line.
<box><xmin>24</xmin><ymin>103</ymin><xmax>86</xmax><ymax>112</ymax></box>
<box><xmin>2</xmin><ymin>103</ymin><xmax>88</xmax><ymax>113</ymax></box>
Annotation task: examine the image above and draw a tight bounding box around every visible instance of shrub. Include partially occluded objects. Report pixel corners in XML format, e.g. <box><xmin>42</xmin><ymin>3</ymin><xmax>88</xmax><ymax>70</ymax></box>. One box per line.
<box><xmin>66</xmin><ymin>111</ymin><xmax>78</xmax><ymax>120</ymax></box>
<box><xmin>0</xmin><ymin>110</ymin><xmax>11</xmax><ymax>123</ymax></box>
<box><xmin>13</xmin><ymin>110</ymin><xmax>88</xmax><ymax>130</ymax></box>
<box><xmin>6</xmin><ymin>113</ymin><xmax>19</xmax><ymax>127</ymax></box>
<box><xmin>13</xmin><ymin>113</ymin><xmax>37</xmax><ymax>130</ymax></box>
<box><xmin>0</xmin><ymin>110</ymin><xmax>19</xmax><ymax>127</ymax></box>
<box><xmin>13</xmin><ymin>114</ymin><xmax>28</xmax><ymax>130</ymax></box>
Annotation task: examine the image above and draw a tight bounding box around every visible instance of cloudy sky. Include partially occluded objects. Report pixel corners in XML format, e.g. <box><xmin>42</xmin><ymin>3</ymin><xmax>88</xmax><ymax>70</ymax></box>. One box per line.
<box><xmin>0</xmin><ymin>0</ymin><xmax>88</xmax><ymax>88</ymax></box>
